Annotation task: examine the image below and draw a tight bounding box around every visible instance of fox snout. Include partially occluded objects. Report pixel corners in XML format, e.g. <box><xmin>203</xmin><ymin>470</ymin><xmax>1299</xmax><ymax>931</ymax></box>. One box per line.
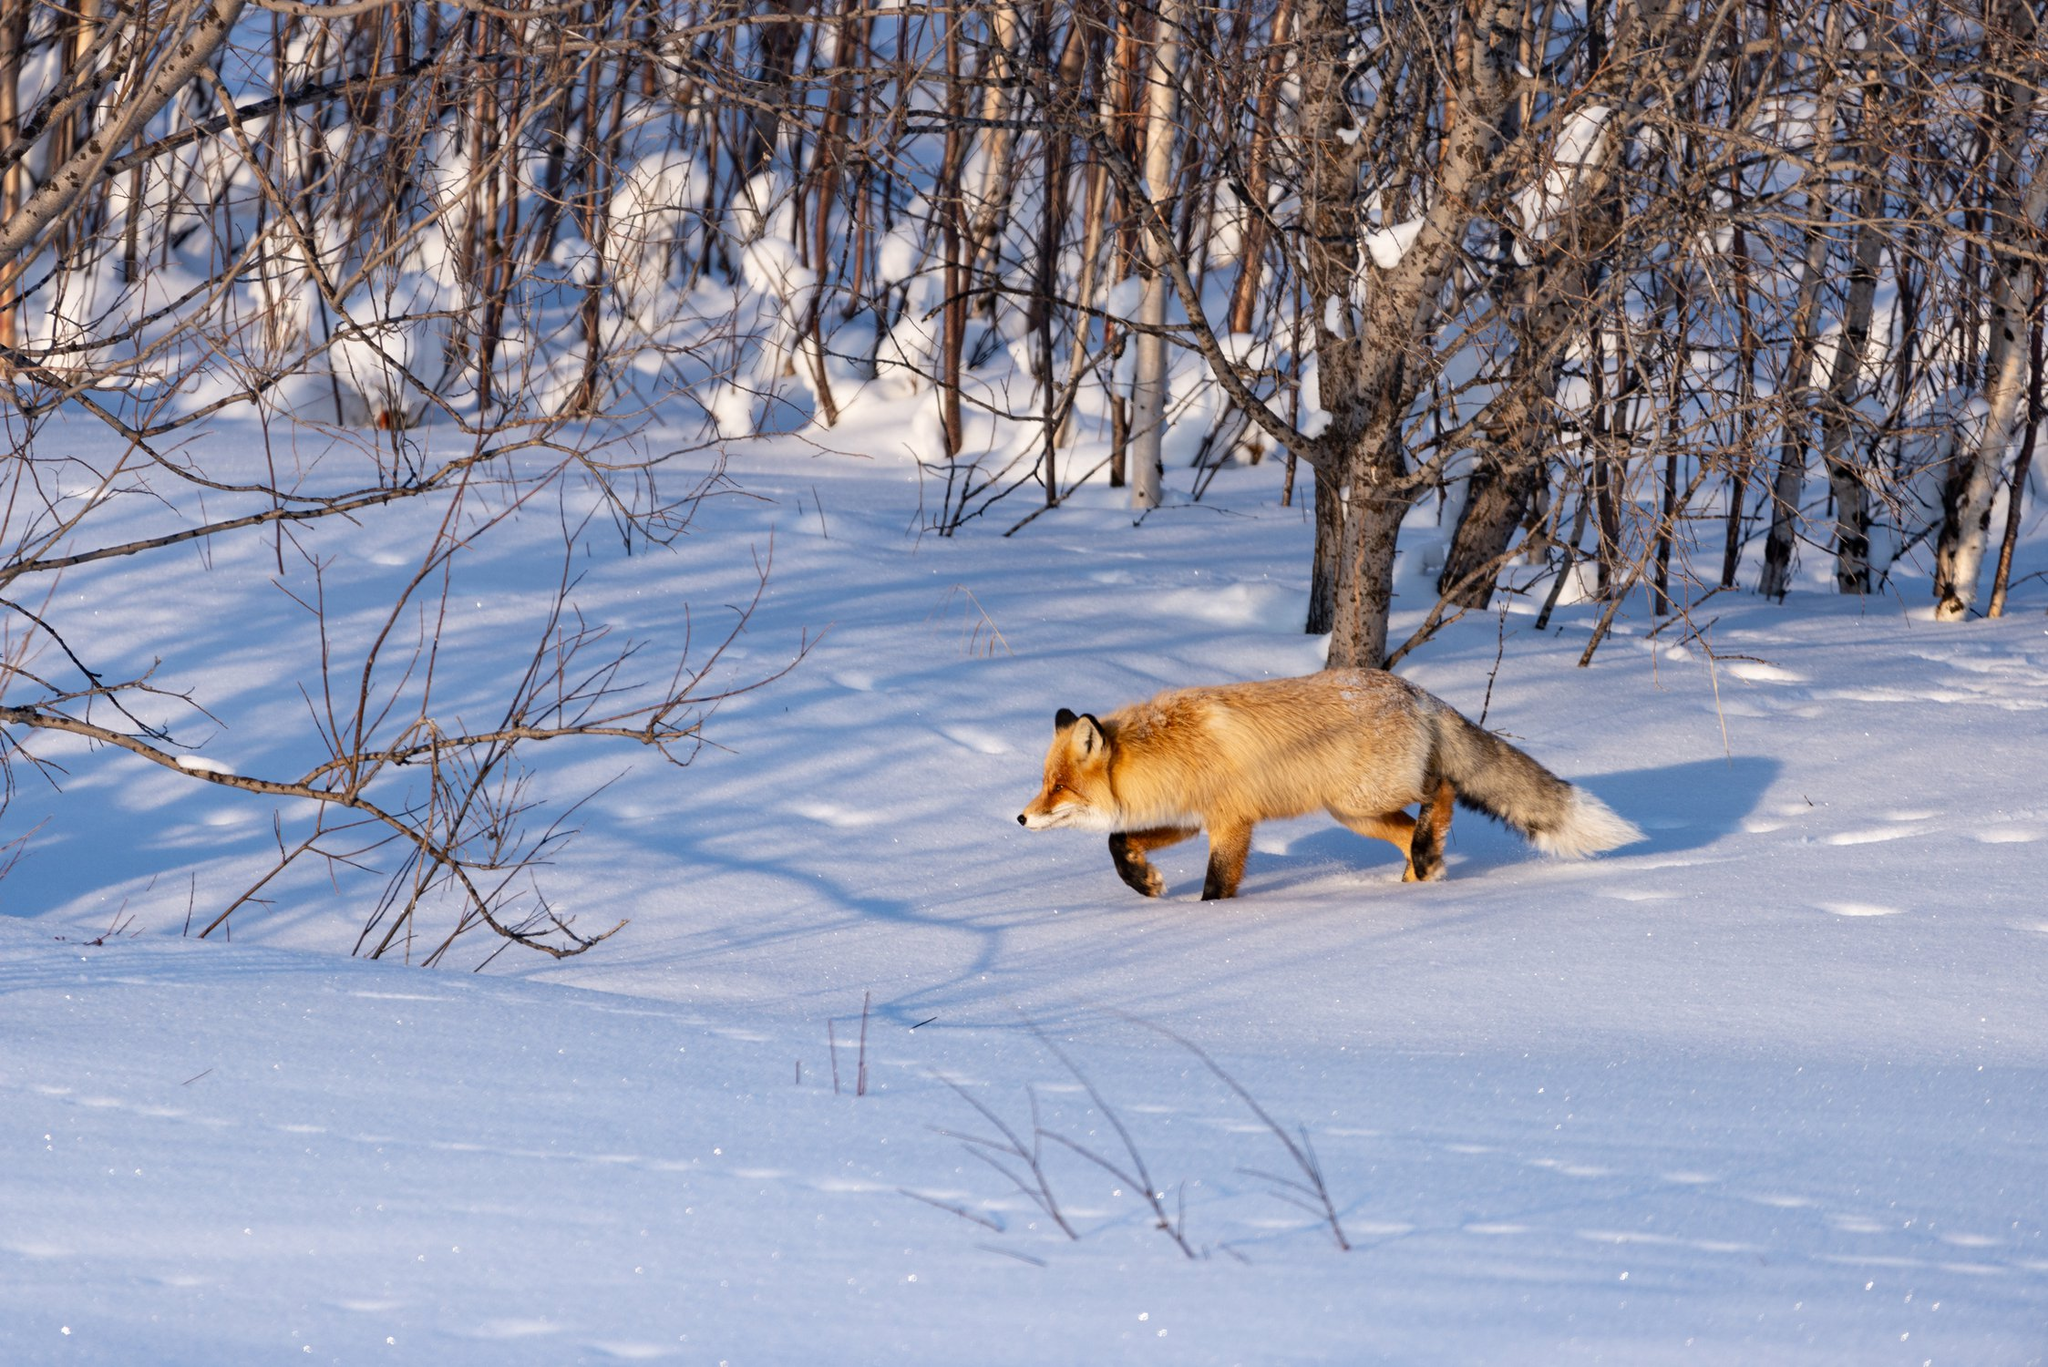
<box><xmin>1018</xmin><ymin>792</ymin><xmax>1110</xmax><ymax>832</ymax></box>
<box><xmin>1016</xmin><ymin>803</ymin><xmax>1060</xmax><ymax>831</ymax></box>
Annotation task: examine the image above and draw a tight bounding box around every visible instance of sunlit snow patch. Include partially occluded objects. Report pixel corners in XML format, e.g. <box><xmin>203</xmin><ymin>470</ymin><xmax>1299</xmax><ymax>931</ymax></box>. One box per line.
<box><xmin>1724</xmin><ymin>660</ymin><xmax>1807</xmax><ymax>685</ymax></box>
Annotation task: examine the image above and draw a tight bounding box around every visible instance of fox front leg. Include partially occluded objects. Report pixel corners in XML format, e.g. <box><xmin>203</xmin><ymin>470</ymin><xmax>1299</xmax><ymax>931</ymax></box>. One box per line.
<box><xmin>1108</xmin><ymin>826</ymin><xmax>1197</xmax><ymax>897</ymax></box>
<box><xmin>1200</xmin><ymin>821</ymin><xmax>1253</xmax><ymax>900</ymax></box>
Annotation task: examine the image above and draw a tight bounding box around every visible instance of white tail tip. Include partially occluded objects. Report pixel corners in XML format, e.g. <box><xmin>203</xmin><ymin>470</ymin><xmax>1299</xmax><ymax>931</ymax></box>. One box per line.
<box><xmin>1532</xmin><ymin>789</ymin><xmax>1644</xmax><ymax>859</ymax></box>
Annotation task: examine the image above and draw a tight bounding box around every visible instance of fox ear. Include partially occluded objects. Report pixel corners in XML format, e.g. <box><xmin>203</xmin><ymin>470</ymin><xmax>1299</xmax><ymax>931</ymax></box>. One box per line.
<box><xmin>1072</xmin><ymin>713</ymin><xmax>1106</xmax><ymax>759</ymax></box>
<box><xmin>1054</xmin><ymin>707</ymin><xmax>1078</xmax><ymax>731</ymax></box>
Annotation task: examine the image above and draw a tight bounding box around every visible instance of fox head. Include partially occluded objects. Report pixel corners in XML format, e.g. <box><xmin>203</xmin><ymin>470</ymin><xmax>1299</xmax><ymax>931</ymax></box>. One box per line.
<box><xmin>1017</xmin><ymin>708</ymin><xmax>1117</xmax><ymax>831</ymax></box>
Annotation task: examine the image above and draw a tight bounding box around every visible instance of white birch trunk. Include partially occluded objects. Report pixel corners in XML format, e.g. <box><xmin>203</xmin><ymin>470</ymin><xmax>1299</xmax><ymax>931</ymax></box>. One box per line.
<box><xmin>966</xmin><ymin>2</ymin><xmax>1019</xmax><ymax>286</ymax></box>
<box><xmin>1128</xmin><ymin>0</ymin><xmax>1182</xmax><ymax>512</ymax></box>
<box><xmin>1933</xmin><ymin>153</ymin><xmax>2048</xmax><ymax>619</ymax></box>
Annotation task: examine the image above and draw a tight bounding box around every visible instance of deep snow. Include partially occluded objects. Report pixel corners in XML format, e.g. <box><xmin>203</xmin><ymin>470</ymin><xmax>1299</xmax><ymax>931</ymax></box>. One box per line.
<box><xmin>4</xmin><ymin>398</ymin><xmax>2047</xmax><ymax>1364</ymax></box>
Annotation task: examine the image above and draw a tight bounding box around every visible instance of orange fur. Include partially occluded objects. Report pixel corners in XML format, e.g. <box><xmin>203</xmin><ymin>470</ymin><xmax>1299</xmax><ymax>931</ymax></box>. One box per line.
<box><xmin>1017</xmin><ymin>668</ymin><xmax>1640</xmax><ymax>899</ymax></box>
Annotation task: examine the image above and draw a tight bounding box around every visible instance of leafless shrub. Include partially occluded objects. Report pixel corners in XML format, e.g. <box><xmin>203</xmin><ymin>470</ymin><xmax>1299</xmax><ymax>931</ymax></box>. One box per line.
<box><xmin>1</xmin><ymin>4</ymin><xmax>832</xmax><ymax>957</ymax></box>
<box><xmin>1125</xmin><ymin>1014</ymin><xmax>1352</xmax><ymax>1252</ymax></box>
<box><xmin>1024</xmin><ymin>1019</ymin><xmax>1198</xmax><ymax>1259</ymax></box>
<box><xmin>926</xmin><ymin>585</ymin><xmax>1013</xmax><ymax>658</ymax></box>
<box><xmin>827</xmin><ymin>989</ymin><xmax>874</xmax><ymax>1095</ymax></box>
<box><xmin>926</xmin><ymin>1013</ymin><xmax>1364</xmax><ymax>1261</ymax></box>
<box><xmin>930</xmin><ymin>1070</ymin><xmax>1081</xmax><ymax>1242</ymax></box>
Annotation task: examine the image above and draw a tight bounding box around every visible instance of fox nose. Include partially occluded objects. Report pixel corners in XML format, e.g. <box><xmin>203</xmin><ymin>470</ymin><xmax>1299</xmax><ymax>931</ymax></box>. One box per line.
<box><xmin>1016</xmin><ymin>813</ymin><xmax>1027</xmax><ymax>826</ymax></box>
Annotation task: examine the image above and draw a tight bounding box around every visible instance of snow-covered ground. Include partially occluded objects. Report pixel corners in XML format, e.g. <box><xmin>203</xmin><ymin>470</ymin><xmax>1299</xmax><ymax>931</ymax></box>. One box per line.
<box><xmin>4</xmin><ymin>399</ymin><xmax>2047</xmax><ymax>1364</ymax></box>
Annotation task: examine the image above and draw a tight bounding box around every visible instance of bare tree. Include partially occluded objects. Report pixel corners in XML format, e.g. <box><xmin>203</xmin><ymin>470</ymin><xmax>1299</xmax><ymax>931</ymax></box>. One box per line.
<box><xmin>0</xmin><ymin>2</ymin><xmax>820</xmax><ymax>958</ymax></box>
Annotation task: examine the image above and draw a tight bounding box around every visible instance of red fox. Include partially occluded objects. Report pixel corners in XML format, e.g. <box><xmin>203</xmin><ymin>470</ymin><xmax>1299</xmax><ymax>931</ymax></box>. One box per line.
<box><xmin>1017</xmin><ymin>669</ymin><xmax>1641</xmax><ymax>899</ymax></box>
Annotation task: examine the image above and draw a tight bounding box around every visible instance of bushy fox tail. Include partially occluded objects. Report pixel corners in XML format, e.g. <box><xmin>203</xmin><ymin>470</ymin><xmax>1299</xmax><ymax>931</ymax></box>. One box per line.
<box><xmin>1431</xmin><ymin>711</ymin><xmax>1642</xmax><ymax>858</ymax></box>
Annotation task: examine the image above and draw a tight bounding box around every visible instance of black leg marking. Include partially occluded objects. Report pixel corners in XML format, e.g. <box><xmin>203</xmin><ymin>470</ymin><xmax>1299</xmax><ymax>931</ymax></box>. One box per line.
<box><xmin>1408</xmin><ymin>777</ymin><xmax>1454</xmax><ymax>882</ymax></box>
<box><xmin>1201</xmin><ymin>823</ymin><xmax>1252</xmax><ymax>900</ymax></box>
<box><xmin>1109</xmin><ymin>833</ymin><xmax>1165</xmax><ymax>897</ymax></box>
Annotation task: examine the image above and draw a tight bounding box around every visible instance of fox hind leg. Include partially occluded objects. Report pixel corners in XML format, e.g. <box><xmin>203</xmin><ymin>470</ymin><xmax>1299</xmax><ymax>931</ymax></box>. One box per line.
<box><xmin>1407</xmin><ymin>777</ymin><xmax>1455</xmax><ymax>882</ymax></box>
<box><xmin>1201</xmin><ymin>820</ymin><xmax>1254</xmax><ymax>900</ymax></box>
<box><xmin>1109</xmin><ymin>826</ymin><xmax>1197</xmax><ymax>897</ymax></box>
<box><xmin>1331</xmin><ymin>808</ymin><xmax>1421</xmax><ymax>879</ymax></box>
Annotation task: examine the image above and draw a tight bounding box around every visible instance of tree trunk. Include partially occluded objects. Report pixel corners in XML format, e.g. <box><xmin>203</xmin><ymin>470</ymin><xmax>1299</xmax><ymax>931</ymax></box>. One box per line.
<box><xmin>1933</xmin><ymin>6</ymin><xmax>2046</xmax><ymax>619</ymax></box>
<box><xmin>741</xmin><ymin>1</ymin><xmax>801</xmax><ymax>185</ymax></box>
<box><xmin>1816</xmin><ymin>55</ymin><xmax>1891</xmax><ymax>595</ymax></box>
<box><xmin>1932</xmin><ymin>229</ymin><xmax>2045</xmax><ymax>618</ymax></box>
<box><xmin>1986</xmin><ymin>304</ymin><xmax>2044</xmax><ymax>618</ymax></box>
<box><xmin>1065</xmin><ymin>0</ymin><xmax>1130</xmax><ymax>474</ymax></box>
<box><xmin>1055</xmin><ymin>135</ymin><xmax>1111</xmax><ymax>450</ymax></box>
<box><xmin>1757</xmin><ymin>13</ymin><xmax>1848</xmax><ymax>601</ymax></box>
<box><xmin>1127</xmin><ymin>0</ymin><xmax>1182</xmax><ymax>511</ymax></box>
<box><xmin>1755</xmin><ymin>254</ymin><xmax>1826</xmax><ymax>597</ymax></box>
<box><xmin>0</xmin><ymin>2</ymin><xmax>25</xmax><ymax>368</ymax></box>
<box><xmin>1300</xmin><ymin>0</ymin><xmax>1514</xmax><ymax>666</ymax></box>
<box><xmin>1439</xmin><ymin>437</ymin><xmax>1546</xmax><ymax>608</ymax></box>
<box><xmin>966</xmin><ymin>0</ymin><xmax>1020</xmax><ymax>302</ymax></box>
<box><xmin>1328</xmin><ymin>476</ymin><xmax>1408</xmax><ymax>667</ymax></box>
<box><xmin>1305</xmin><ymin>464</ymin><xmax>1341</xmax><ymax>634</ymax></box>
<box><xmin>1438</xmin><ymin>281</ymin><xmax>1579</xmax><ymax>607</ymax></box>
<box><xmin>1722</xmin><ymin>220</ymin><xmax>1761</xmax><ymax>589</ymax></box>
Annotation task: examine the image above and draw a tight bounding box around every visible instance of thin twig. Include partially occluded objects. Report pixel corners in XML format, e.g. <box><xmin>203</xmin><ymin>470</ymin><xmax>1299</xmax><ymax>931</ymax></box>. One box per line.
<box><xmin>1022</xmin><ymin>1019</ymin><xmax>1198</xmax><ymax>1259</ymax></box>
<box><xmin>899</xmin><ymin>1188</ymin><xmax>1004</xmax><ymax>1233</ymax></box>
<box><xmin>1120</xmin><ymin>1014</ymin><xmax>1352</xmax><ymax>1251</ymax></box>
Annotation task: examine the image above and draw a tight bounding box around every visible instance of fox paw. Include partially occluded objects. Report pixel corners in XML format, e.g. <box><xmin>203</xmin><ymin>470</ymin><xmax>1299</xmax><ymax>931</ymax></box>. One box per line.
<box><xmin>1115</xmin><ymin>862</ymin><xmax>1165</xmax><ymax>897</ymax></box>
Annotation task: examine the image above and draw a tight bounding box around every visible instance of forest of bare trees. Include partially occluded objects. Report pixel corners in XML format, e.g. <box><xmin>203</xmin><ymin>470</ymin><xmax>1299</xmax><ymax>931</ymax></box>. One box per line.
<box><xmin>3</xmin><ymin>0</ymin><xmax>2045</xmax><ymax>952</ymax></box>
